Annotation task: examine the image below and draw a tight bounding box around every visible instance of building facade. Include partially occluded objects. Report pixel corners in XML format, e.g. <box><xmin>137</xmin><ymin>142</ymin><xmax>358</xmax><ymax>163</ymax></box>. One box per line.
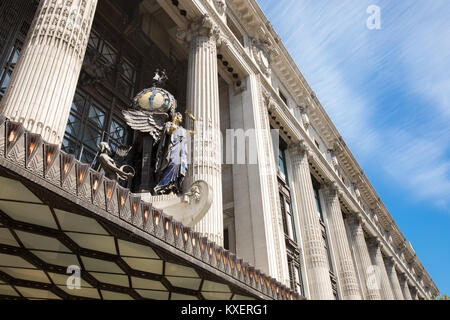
<box><xmin>0</xmin><ymin>0</ymin><xmax>438</xmax><ymax>300</ymax></box>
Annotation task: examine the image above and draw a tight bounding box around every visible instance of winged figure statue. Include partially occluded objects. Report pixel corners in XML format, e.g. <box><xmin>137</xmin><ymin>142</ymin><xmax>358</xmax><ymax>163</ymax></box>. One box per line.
<box><xmin>122</xmin><ymin>84</ymin><xmax>195</xmax><ymax>195</ymax></box>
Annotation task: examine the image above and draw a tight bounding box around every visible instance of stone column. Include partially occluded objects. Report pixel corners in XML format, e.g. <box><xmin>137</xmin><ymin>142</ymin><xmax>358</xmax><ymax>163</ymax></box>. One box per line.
<box><xmin>185</xmin><ymin>15</ymin><xmax>223</xmax><ymax>245</ymax></box>
<box><xmin>346</xmin><ymin>213</ymin><xmax>382</xmax><ymax>300</ymax></box>
<box><xmin>368</xmin><ymin>238</ymin><xmax>395</xmax><ymax>299</ymax></box>
<box><xmin>410</xmin><ymin>286</ymin><xmax>419</xmax><ymax>300</ymax></box>
<box><xmin>399</xmin><ymin>273</ymin><xmax>413</xmax><ymax>300</ymax></box>
<box><xmin>324</xmin><ymin>183</ymin><xmax>362</xmax><ymax>300</ymax></box>
<box><xmin>385</xmin><ymin>257</ymin><xmax>405</xmax><ymax>300</ymax></box>
<box><xmin>289</xmin><ymin>142</ymin><xmax>334</xmax><ymax>300</ymax></box>
<box><xmin>0</xmin><ymin>0</ymin><xmax>98</xmax><ymax>144</ymax></box>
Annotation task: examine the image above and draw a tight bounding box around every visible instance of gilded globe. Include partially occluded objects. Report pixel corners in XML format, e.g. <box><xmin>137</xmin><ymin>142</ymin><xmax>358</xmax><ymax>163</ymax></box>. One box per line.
<box><xmin>132</xmin><ymin>87</ymin><xmax>177</xmax><ymax>114</ymax></box>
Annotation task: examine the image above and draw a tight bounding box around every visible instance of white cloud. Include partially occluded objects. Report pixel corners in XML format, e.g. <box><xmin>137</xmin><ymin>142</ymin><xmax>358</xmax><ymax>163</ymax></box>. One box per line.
<box><xmin>258</xmin><ymin>0</ymin><xmax>450</xmax><ymax>211</ymax></box>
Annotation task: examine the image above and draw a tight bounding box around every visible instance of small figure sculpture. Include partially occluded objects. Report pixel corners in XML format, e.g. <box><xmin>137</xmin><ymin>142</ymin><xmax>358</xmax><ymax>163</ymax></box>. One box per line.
<box><xmin>97</xmin><ymin>142</ymin><xmax>135</xmax><ymax>181</ymax></box>
<box><xmin>152</xmin><ymin>68</ymin><xmax>168</xmax><ymax>87</ymax></box>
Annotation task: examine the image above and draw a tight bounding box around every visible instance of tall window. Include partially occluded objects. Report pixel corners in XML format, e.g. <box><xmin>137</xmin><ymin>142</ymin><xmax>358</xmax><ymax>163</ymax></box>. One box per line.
<box><xmin>312</xmin><ymin>176</ymin><xmax>324</xmax><ymax>221</ymax></box>
<box><xmin>288</xmin><ymin>257</ymin><xmax>303</xmax><ymax>295</ymax></box>
<box><xmin>279</xmin><ymin>90</ymin><xmax>288</xmax><ymax>106</ymax></box>
<box><xmin>0</xmin><ymin>40</ymin><xmax>21</xmax><ymax>101</ymax></box>
<box><xmin>62</xmin><ymin>24</ymin><xmax>137</xmax><ymax>164</ymax></box>
<box><xmin>278</xmin><ymin>146</ymin><xmax>288</xmax><ymax>182</ymax></box>
<box><xmin>276</xmin><ymin>140</ymin><xmax>304</xmax><ymax>295</ymax></box>
<box><xmin>0</xmin><ymin>1</ymin><xmax>36</xmax><ymax>102</ymax></box>
<box><xmin>279</xmin><ymin>192</ymin><xmax>297</xmax><ymax>242</ymax></box>
<box><xmin>87</xmin><ymin>30</ymin><xmax>137</xmax><ymax>99</ymax></box>
<box><xmin>62</xmin><ymin>90</ymin><xmax>128</xmax><ymax>164</ymax></box>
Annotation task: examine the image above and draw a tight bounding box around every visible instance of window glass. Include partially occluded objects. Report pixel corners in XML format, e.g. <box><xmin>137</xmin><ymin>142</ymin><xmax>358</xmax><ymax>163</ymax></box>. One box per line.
<box><xmin>294</xmin><ymin>265</ymin><xmax>302</xmax><ymax>294</ymax></box>
<box><xmin>278</xmin><ymin>147</ymin><xmax>287</xmax><ymax>180</ymax></box>
<box><xmin>88</xmin><ymin>103</ymin><xmax>106</xmax><ymax>127</ymax></box>
<box><xmin>100</xmin><ymin>41</ymin><xmax>117</xmax><ymax>65</ymax></box>
<box><xmin>280</xmin><ymin>194</ymin><xmax>288</xmax><ymax>235</ymax></box>
<box><xmin>71</xmin><ymin>92</ymin><xmax>86</xmax><ymax>115</ymax></box>
<box><xmin>314</xmin><ymin>187</ymin><xmax>324</xmax><ymax>221</ymax></box>
<box><xmin>286</xmin><ymin>201</ymin><xmax>297</xmax><ymax>242</ymax></box>
<box><xmin>0</xmin><ymin>40</ymin><xmax>23</xmax><ymax>101</ymax></box>
<box><xmin>65</xmin><ymin>114</ymin><xmax>82</xmax><ymax>137</ymax></box>
<box><xmin>279</xmin><ymin>90</ymin><xmax>288</xmax><ymax>106</ymax></box>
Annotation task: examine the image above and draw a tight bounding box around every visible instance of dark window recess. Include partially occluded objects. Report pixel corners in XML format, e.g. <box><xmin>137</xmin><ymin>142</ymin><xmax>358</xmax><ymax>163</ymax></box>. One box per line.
<box><xmin>287</xmin><ymin>255</ymin><xmax>303</xmax><ymax>296</ymax></box>
<box><xmin>85</xmin><ymin>29</ymin><xmax>137</xmax><ymax>99</ymax></box>
<box><xmin>227</xmin><ymin>18</ymin><xmax>244</xmax><ymax>47</ymax></box>
<box><xmin>315</xmin><ymin>139</ymin><xmax>321</xmax><ymax>150</ymax></box>
<box><xmin>278</xmin><ymin>146</ymin><xmax>288</xmax><ymax>182</ymax></box>
<box><xmin>312</xmin><ymin>175</ymin><xmax>324</xmax><ymax>221</ymax></box>
<box><xmin>0</xmin><ymin>40</ymin><xmax>21</xmax><ymax>101</ymax></box>
<box><xmin>63</xmin><ymin>23</ymin><xmax>139</xmax><ymax>166</ymax></box>
<box><xmin>276</xmin><ymin>138</ymin><xmax>304</xmax><ymax>296</ymax></box>
<box><xmin>0</xmin><ymin>15</ymin><xmax>34</xmax><ymax>102</ymax></box>
<box><xmin>224</xmin><ymin>228</ymin><xmax>229</xmax><ymax>251</ymax></box>
<box><xmin>279</xmin><ymin>90</ymin><xmax>288</xmax><ymax>106</ymax></box>
<box><xmin>277</xmin><ymin>141</ymin><xmax>296</xmax><ymax>242</ymax></box>
<box><xmin>62</xmin><ymin>89</ymin><xmax>128</xmax><ymax>166</ymax></box>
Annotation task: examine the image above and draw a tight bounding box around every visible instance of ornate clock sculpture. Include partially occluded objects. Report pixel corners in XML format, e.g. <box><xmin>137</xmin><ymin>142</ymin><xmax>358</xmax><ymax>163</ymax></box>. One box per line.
<box><xmin>97</xmin><ymin>70</ymin><xmax>212</xmax><ymax>227</ymax></box>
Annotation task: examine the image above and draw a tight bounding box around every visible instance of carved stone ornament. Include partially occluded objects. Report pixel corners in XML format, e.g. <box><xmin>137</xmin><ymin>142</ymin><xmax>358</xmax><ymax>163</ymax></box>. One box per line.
<box><xmin>214</xmin><ymin>0</ymin><xmax>227</xmax><ymax>16</ymax></box>
<box><xmin>251</xmin><ymin>37</ymin><xmax>272</xmax><ymax>77</ymax></box>
<box><xmin>140</xmin><ymin>180</ymin><xmax>213</xmax><ymax>227</ymax></box>
<box><xmin>177</xmin><ymin>14</ymin><xmax>223</xmax><ymax>47</ymax></box>
<box><xmin>298</xmin><ymin>139</ymin><xmax>313</xmax><ymax>159</ymax></box>
<box><xmin>299</xmin><ymin>103</ymin><xmax>310</xmax><ymax>130</ymax></box>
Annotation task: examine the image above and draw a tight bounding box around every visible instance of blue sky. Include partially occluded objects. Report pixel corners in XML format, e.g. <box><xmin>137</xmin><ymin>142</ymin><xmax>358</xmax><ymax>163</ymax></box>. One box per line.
<box><xmin>257</xmin><ymin>0</ymin><xmax>450</xmax><ymax>295</ymax></box>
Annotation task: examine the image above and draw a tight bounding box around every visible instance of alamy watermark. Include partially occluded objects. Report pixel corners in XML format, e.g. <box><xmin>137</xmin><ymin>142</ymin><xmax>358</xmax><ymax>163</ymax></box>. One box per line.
<box><xmin>177</xmin><ymin>127</ymin><xmax>281</xmax><ymax>177</ymax></box>
<box><xmin>366</xmin><ymin>5</ymin><xmax>381</xmax><ymax>30</ymax></box>
<box><xmin>366</xmin><ymin>265</ymin><xmax>382</xmax><ymax>291</ymax></box>
<box><xmin>66</xmin><ymin>265</ymin><xmax>81</xmax><ymax>290</ymax></box>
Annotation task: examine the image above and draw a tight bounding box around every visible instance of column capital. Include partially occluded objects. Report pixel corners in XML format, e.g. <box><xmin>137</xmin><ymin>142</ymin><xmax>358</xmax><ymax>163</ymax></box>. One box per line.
<box><xmin>368</xmin><ymin>237</ymin><xmax>382</xmax><ymax>249</ymax></box>
<box><xmin>385</xmin><ymin>256</ymin><xmax>397</xmax><ymax>269</ymax></box>
<box><xmin>176</xmin><ymin>14</ymin><xmax>225</xmax><ymax>47</ymax></box>
<box><xmin>288</xmin><ymin>140</ymin><xmax>313</xmax><ymax>163</ymax></box>
<box><xmin>299</xmin><ymin>140</ymin><xmax>314</xmax><ymax>160</ymax></box>
<box><xmin>324</xmin><ymin>180</ymin><xmax>345</xmax><ymax>200</ymax></box>
<box><xmin>346</xmin><ymin>211</ymin><xmax>363</xmax><ymax>226</ymax></box>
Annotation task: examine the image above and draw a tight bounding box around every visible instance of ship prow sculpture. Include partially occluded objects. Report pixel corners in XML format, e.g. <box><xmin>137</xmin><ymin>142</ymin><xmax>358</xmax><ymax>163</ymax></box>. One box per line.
<box><xmin>96</xmin><ymin>69</ymin><xmax>212</xmax><ymax>227</ymax></box>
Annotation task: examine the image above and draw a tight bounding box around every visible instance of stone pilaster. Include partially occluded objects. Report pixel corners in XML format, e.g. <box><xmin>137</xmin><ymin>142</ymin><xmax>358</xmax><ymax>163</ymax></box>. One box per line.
<box><xmin>185</xmin><ymin>15</ymin><xmax>223</xmax><ymax>245</ymax></box>
<box><xmin>289</xmin><ymin>142</ymin><xmax>334</xmax><ymax>300</ymax></box>
<box><xmin>368</xmin><ymin>238</ymin><xmax>395</xmax><ymax>299</ymax></box>
<box><xmin>399</xmin><ymin>273</ymin><xmax>413</xmax><ymax>300</ymax></box>
<box><xmin>385</xmin><ymin>257</ymin><xmax>405</xmax><ymax>300</ymax></box>
<box><xmin>324</xmin><ymin>183</ymin><xmax>362</xmax><ymax>300</ymax></box>
<box><xmin>0</xmin><ymin>0</ymin><xmax>98</xmax><ymax>144</ymax></box>
<box><xmin>346</xmin><ymin>213</ymin><xmax>382</xmax><ymax>300</ymax></box>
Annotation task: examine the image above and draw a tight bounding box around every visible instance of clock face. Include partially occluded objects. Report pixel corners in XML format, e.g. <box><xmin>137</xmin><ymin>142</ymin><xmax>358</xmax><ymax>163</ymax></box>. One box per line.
<box><xmin>133</xmin><ymin>87</ymin><xmax>176</xmax><ymax>114</ymax></box>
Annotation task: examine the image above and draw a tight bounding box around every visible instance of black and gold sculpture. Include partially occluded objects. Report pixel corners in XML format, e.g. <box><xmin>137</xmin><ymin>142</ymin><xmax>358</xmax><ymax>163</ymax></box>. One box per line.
<box><xmin>119</xmin><ymin>70</ymin><xmax>195</xmax><ymax>195</ymax></box>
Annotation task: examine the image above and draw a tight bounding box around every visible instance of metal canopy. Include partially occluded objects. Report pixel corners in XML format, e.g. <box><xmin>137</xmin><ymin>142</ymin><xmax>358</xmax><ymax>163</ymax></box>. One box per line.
<box><xmin>0</xmin><ymin>118</ymin><xmax>302</xmax><ymax>300</ymax></box>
